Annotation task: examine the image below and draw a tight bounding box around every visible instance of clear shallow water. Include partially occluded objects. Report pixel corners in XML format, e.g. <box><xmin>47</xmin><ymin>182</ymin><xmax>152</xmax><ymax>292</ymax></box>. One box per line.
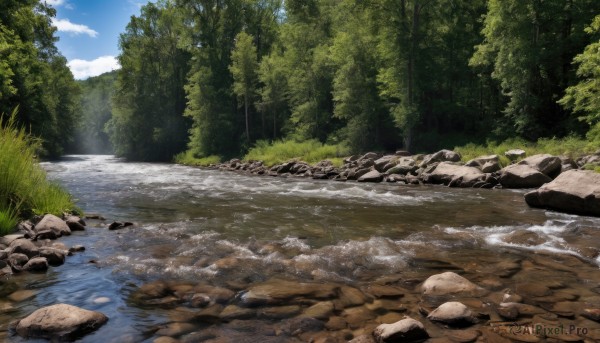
<box><xmin>3</xmin><ymin>155</ymin><xmax>600</xmax><ymax>342</ymax></box>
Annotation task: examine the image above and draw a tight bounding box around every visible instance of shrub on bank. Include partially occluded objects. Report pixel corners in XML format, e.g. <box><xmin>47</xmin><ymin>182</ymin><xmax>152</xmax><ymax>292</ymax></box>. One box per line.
<box><xmin>455</xmin><ymin>136</ymin><xmax>597</xmax><ymax>168</ymax></box>
<box><xmin>244</xmin><ymin>139</ymin><xmax>349</xmax><ymax>167</ymax></box>
<box><xmin>0</xmin><ymin>110</ymin><xmax>76</xmax><ymax>234</ymax></box>
<box><xmin>174</xmin><ymin>150</ymin><xmax>222</xmax><ymax>167</ymax></box>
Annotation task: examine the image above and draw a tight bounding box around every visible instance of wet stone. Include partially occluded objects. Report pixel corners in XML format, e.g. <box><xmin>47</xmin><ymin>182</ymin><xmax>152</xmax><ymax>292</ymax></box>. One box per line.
<box><xmin>427</xmin><ymin>302</ymin><xmax>477</xmax><ymax>327</ymax></box>
<box><xmin>8</xmin><ymin>253</ymin><xmax>28</xmax><ymax>271</ymax></box>
<box><xmin>155</xmin><ymin>322</ymin><xmax>197</xmax><ymax>337</ymax></box>
<box><xmin>325</xmin><ymin>316</ymin><xmax>347</xmax><ymax>330</ymax></box>
<box><xmin>193</xmin><ymin>284</ymin><xmax>235</xmax><ymax>304</ymax></box>
<box><xmin>361</xmin><ymin>284</ymin><xmax>405</xmax><ymax>298</ymax></box>
<box><xmin>339</xmin><ymin>286</ymin><xmax>369</xmax><ymax>307</ymax></box>
<box><xmin>300</xmin><ymin>301</ymin><xmax>334</xmax><ymax>320</ymax></box>
<box><xmin>582</xmin><ymin>308</ymin><xmax>600</xmax><ymax>322</ymax></box>
<box><xmin>219</xmin><ymin>305</ymin><xmax>255</xmax><ymax>321</ymax></box>
<box><xmin>240</xmin><ymin>279</ymin><xmax>337</xmax><ymax>306</ymax></box>
<box><xmin>23</xmin><ymin>257</ymin><xmax>48</xmax><ymax>272</ymax></box>
<box><xmin>377</xmin><ymin>312</ymin><xmax>405</xmax><ymax>324</ymax></box>
<box><xmin>258</xmin><ymin>305</ymin><xmax>302</xmax><ymax>319</ymax></box>
<box><xmin>349</xmin><ymin>335</ymin><xmax>376</xmax><ymax>343</ymax></box>
<box><xmin>421</xmin><ymin>272</ymin><xmax>485</xmax><ymax>297</ymax></box>
<box><xmin>373</xmin><ymin>317</ymin><xmax>429</xmax><ymax>343</ymax></box>
<box><xmin>444</xmin><ymin>329</ymin><xmax>481</xmax><ymax>343</ymax></box>
<box><xmin>515</xmin><ymin>283</ymin><xmax>552</xmax><ymax>297</ymax></box>
<box><xmin>8</xmin><ymin>289</ymin><xmax>37</xmax><ymax>302</ymax></box>
<box><xmin>39</xmin><ymin>248</ymin><xmax>66</xmax><ymax>266</ymax></box>
<box><xmin>8</xmin><ymin>239</ymin><xmax>39</xmax><ymax>259</ymax></box>
<box><xmin>342</xmin><ymin>306</ymin><xmax>377</xmax><ymax>329</ymax></box>
<box><xmin>69</xmin><ymin>245</ymin><xmax>85</xmax><ymax>253</ymax></box>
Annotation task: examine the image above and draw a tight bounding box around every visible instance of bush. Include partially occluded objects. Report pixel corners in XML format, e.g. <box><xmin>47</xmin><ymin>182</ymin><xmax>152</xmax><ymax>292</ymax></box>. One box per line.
<box><xmin>174</xmin><ymin>150</ymin><xmax>222</xmax><ymax>166</ymax></box>
<box><xmin>454</xmin><ymin>136</ymin><xmax>596</xmax><ymax>168</ymax></box>
<box><xmin>244</xmin><ymin>139</ymin><xmax>350</xmax><ymax>167</ymax></box>
<box><xmin>0</xmin><ymin>109</ymin><xmax>76</xmax><ymax>234</ymax></box>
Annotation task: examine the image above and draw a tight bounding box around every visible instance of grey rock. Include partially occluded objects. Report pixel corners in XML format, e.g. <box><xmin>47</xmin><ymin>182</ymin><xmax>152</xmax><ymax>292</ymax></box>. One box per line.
<box><xmin>15</xmin><ymin>304</ymin><xmax>108</xmax><ymax>341</ymax></box>
<box><xmin>373</xmin><ymin>317</ymin><xmax>429</xmax><ymax>343</ymax></box>
<box><xmin>500</xmin><ymin>164</ymin><xmax>552</xmax><ymax>188</ymax></box>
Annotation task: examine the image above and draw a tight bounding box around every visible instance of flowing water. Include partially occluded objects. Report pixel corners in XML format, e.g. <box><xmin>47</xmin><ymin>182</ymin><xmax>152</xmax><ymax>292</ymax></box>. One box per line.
<box><xmin>3</xmin><ymin>155</ymin><xmax>600</xmax><ymax>342</ymax></box>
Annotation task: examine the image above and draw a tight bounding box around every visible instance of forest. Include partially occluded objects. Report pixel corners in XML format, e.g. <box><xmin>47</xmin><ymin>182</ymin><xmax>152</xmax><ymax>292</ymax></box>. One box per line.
<box><xmin>2</xmin><ymin>0</ymin><xmax>600</xmax><ymax>162</ymax></box>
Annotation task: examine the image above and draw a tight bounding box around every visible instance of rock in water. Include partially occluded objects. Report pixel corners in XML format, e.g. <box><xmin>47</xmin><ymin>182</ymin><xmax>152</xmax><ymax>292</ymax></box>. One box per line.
<box><xmin>373</xmin><ymin>317</ymin><xmax>429</xmax><ymax>342</ymax></box>
<box><xmin>34</xmin><ymin>214</ymin><xmax>71</xmax><ymax>237</ymax></box>
<box><xmin>524</xmin><ymin>169</ymin><xmax>600</xmax><ymax>216</ymax></box>
<box><xmin>421</xmin><ymin>272</ymin><xmax>485</xmax><ymax>297</ymax></box>
<box><xmin>15</xmin><ymin>304</ymin><xmax>108</xmax><ymax>340</ymax></box>
<box><xmin>426</xmin><ymin>302</ymin><xmax>477</xmax><ymax>326</ymax></box>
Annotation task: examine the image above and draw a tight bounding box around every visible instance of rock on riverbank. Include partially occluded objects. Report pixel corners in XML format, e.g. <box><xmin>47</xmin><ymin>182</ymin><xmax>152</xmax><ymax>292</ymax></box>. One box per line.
<box><xmin>206</xmin><ymin>149</ymin><xmax>600</xmax><ymax>217</ymax></box>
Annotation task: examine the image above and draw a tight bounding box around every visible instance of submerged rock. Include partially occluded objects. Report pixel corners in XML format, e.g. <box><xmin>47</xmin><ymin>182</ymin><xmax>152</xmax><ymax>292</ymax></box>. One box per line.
<box><xmin>525</xmin><ymin>169</ymin><xmax>600</xmax><ymax>216</ymax></box>
<box><xmin>372</xmin><ymin>317</ymin><xmax>429</xmax><ymax>343</ymax></box>
<box><xmin>240</xmin><ymin>279</ymin><xmax>337</xmax><ymax>306</ymax></box>
<box><xmin>15</xmin><ymin>304</ymin><xmax>108</xmax><ymax>341</ymax></box>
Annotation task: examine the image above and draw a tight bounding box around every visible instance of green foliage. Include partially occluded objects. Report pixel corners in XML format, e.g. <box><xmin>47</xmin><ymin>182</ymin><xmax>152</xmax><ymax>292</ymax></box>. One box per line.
<box><xmin>108</xmin><ymin>1</ymin><xmax>191</xmax><ymax>161</ymax></box>
<box><xmin>174</xmin><ymin>150</ymin><xmax>222</xmax><ymax>167</ymax></box>
<box><xmin>455</xmin><ymin>136</ymin><xmax>596</xmax><ymax>168</ymax></box>
<box><xmin>244</xmin><ymin>139</ymin><xmax>349</xmax><ymax>167</ymax></box>
<box><xmin>0</xmin><ymin>109</ymin><xmax>76</xmax><ymax>234</ymax></box>
<box><xmin>472</xmin><ymin>0</ymin><xmax>600</xmax><ymax>139</ymax></box>
<box><xmin>0</xmin><ymin>1</ymin><xmax>80</xmax><ymax>157</ymax></box>
<box><xmin>559</xmin><ymin>15</ymin><xmax>600</xmax><ymax>134</ymax></box>
<box><xmin>230</xmin><ymin>31</ymin><xmax>259</xmax><ymax>142</ymax></box>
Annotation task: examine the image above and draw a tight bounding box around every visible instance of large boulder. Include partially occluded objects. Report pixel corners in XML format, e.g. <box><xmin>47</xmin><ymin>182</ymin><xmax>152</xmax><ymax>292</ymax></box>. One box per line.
<box><xmin>524</xmin><ymin>169</ymin><xmax>600</xmax><ymax>216</ymax></box>
<box><xmin>387</xmin><ymin>158</ymin><xmax>417</xmax><ymax>175</ymax></box>
<box><xmin>465</xmin><ymin>155</ymin><xmax>499</xmax><ymax>168</ymax></box>
<box><xmin>374</xmin><ymin>155</ymin><xmax>397</xmax><ymax>172</ymax></box>
<box><xmin>517</xmin><ymin>154</ymin><xmax>561</xmax><ymax>177</ymax></box>
<box><xmin>23</xmin><ymin>257</ymin><xmax>49</xmax><ymax>272</ymax></box>
<box><xmin>499</xmin><ymin>164</ymin><xmax>552</xmax><ymax>188</ymax></box>
<box><xmin>15</xmin><ymin>304</ymin><xmax>108</xmax><ymax>340</ymax></box>
<box><xmin>420</xmin><ymin>150</ymin><xmax>461</xmax><ymax>167</ymax></box>
<box><xmin>421</xmin><ymin>272</ymin><xmax>486</xmax><ymax>297</ymax></box>
<box><xmin>426</xmin><ymin>162</ymin><xmax>486</xmax><ymax>188</ymax></box>
<box><xmin>505</xmin><ymin>149</ymin><xmax>526</xmax><ymax>161</ymax></box>
<box><xmin>358</xmin><ymin>170</ymin><xmax>383</xmax><ymax>183</ymax></box>
<box><xmin>372</xmin><ymin>317</ymin><xmax>429</xmax><ymax>343</ymax></box>
<box><xmin>8</xmin><ymin>239</ymin><xmax>39</xmax><ymax>259</ymax></box>
<box><xmin>34</xmin><ymin>214</ymin><xmax>71</xmax><ymax>237</ymax></box>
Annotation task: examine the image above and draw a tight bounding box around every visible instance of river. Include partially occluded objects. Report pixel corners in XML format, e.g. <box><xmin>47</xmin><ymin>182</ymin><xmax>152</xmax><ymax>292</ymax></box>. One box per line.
<box><xmin>2</xmin><ymin>155</ymin><xmax>600</xmax><ymax>342</ymax></box>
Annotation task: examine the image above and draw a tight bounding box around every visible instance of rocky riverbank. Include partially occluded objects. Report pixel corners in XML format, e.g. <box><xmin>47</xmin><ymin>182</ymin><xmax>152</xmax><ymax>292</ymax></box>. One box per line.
<box><xmin>208</xmin><ymin>149</ymin><xmax>600</xmax><ymax>216</ymax></box>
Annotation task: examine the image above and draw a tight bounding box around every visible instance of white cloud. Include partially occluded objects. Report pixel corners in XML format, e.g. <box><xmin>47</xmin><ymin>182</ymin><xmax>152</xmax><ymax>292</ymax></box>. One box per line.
<box><xmin>43</xmin><ymin>0</ymin><xmax>66</xmax><ymax>6</ymax></box>
<box><xmin>68</xmin><ymin>56</ymin><xmax>120</xmax><ymax>79</ymax></box>
<box><xmin>52</xmin><ymin>18</ymin><xmax>98</xmax><ymax>37</ymax></box>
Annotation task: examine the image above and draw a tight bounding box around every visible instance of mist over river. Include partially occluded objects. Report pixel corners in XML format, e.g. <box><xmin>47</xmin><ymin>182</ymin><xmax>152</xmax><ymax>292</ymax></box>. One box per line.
<box><xmin>3</xmin><ymin>155</ymin><xmax>600</xmax><ymax>342</ymax></box>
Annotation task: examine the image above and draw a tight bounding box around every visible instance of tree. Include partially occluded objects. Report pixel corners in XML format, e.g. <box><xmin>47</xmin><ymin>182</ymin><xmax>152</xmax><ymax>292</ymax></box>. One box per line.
<box><xmin>257</xmin><ymin>52</ymin><xmax>288</xmax><ymax>140</ymax></box>
<box><xmin>471</xmin><ymin>0</ymin><xmax>600</xmax><ymax>139</ymax></box>
<box><xmin>230</xmin><ymin>32</ymin><xmax>258</xmax><ymax>142</ymax></box>
<box><xmin>559</xmin><ymin>15</ymin><xmax>600</xmax><ymax>139</ymax></box>
<box><xmin>108</xmin><ymin>1</ymin><xmax>191</xmax><ymax>161</ymax></box>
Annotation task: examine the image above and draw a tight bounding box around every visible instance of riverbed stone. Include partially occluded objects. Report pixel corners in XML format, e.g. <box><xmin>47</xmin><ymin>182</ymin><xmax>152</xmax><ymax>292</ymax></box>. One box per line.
<box><xmin>427</xmin><ymin>301</ymin><xmax>477</xmax><ymax>326</ymax></box>
<box><xmin>193</xmin><ymin>284</ymin><xmax>235</xmax><ymax>304</ymax></box>
<box><xmin>421</xmin><ymin>272</ymin><xmax>486</xmax><ymax>297</ymax></box>
<box><xmin>524</xmin><ymin>169</ymin><xmax>600</xmax><ymax>216</ymax></box>
<box><xmin>301</xmin><ymin>301</ymin><xmax>334</xmax><ymax>319</ymax></box>
<box><xmin>34</xmin><ymin>214</ymin><xmax>71</xmax><ymax>237</ymax></box>
<box><xmin>339</xmin><ymin>286</ymin><xmax>369</xmax><ymax>307</ymax></box>
<box><xmin>258</xmin><ymin>305</ymin><xmax>302</xmax><ymax>319</ymax></box>
<box><xmin>358</xmin><ymin>170</ymin><xmax>383</xmax><ymax>183</ymax></box>
<box><xmin>0</xmin><ymin>234</ymin><xmax>24</xmax><ymax>246</ymax></box>
<box><xmin>8</xmin><ymin>253</ymin><xmax>29</xmax><ymax>271</ymax></box>
<box><xmin>241</xmin><ymin>279</ymin><xmax>337</xmax><ymax>306</ymax></box>
<box><xmin>8</xmin><ymin>239</ymin><xmax>39</xmax><ymax>259</ymax></box>
<box><xmin>499</xmin><ymin>164</ymin><xmax>552</xmax><ymax>188</ymax></box>
<box><xmin>15</xmin><ymin>303</ymin><xmax>108</xmax><ymax>340</ymax></box>
<box><xmin>219</xmin><ymin>305</ymin><xmax>255</xmax><ymax>321</ymax></box>
<box><xmin>156</xmin><ymin>322</ymin><xmax>197</xmax><ymax>337</ymax></box>
<box><xmin>66</xmin><ymin>218</ymin><xmax>85</xmax><ymax>231</ymax></box>
<box><xmin>23</xmin><ymin>257</ymin><xmax>48</xmax><ymax>272</ymax></box>
<box><xmin>39</xmin><ymin>248</ymin><xmax>66</xmax><ymax>266</ymax></box>
<box><xmin>373</xmin><ymin>317</ymin><xmax>429</xmax><ymax>343</ymax></box>
<box><xmin>8</xmin><ymin>289</ymin><xmax>37</xmax><ymax>302</ymax></box>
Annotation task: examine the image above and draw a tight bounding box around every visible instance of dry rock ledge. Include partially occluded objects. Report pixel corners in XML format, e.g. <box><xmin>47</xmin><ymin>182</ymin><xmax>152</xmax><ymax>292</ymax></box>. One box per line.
<box><xmin>206</xmin><ymin>149</ymin><xmax>600</xmax><ymax>217</ymax></box>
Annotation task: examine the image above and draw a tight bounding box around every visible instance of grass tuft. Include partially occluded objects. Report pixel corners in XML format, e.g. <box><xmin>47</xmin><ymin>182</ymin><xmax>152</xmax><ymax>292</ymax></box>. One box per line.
<box><xmin>174</xmin><ymin>150</ymin><xmax>222</xmax><ymax>167</ymax></box>
<box><xmin>0</xmin><ymin>108</ymin><xmax>76</xmax><ymax>234</ymax></box>
<box><xmin>244</xmin><ymin>139</ymin><xmax>349</xmax><ymax>167</ymax></box>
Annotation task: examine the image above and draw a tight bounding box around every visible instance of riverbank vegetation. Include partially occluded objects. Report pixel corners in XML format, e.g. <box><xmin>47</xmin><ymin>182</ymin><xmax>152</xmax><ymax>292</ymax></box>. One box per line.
<box><xmin>0</xmin><ymin>110</ymin><xmax>76</xmax><ymax>235</ymax></box>
<box><xmin>87</xmin><ymin>0</ymin><xmax>600</xmax><ymax>164</ymax></box>
<box><xmin>3</xmin><ymin>0</ymin><xmax>600</xmax><ymax>165</ymax></box>
<box><xmin>0</xmin><ymin>0</ymin><xmax>80</xmax><ymax>157</ymax></box>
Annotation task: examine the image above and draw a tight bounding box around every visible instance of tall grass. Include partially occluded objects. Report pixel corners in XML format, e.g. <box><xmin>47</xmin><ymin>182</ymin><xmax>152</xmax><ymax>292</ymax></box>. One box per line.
<box><xmin>0</xmin><ymin>109</ymin><xmax>76</xmax><ymax>234</ymax></box>
<box><xmin>454</xmin><ymin>136</ymin><xmax>597</xmax><ymax>168</ymax></box>
<box><xmin>244</xmin><ymin>139</ymin><xmax>350</xmax><ymax>167</ymax></box>
<box><xmin>174</xmin><ymin>150</ymin><xmax>222</xmax><ymax>167</ymax></box>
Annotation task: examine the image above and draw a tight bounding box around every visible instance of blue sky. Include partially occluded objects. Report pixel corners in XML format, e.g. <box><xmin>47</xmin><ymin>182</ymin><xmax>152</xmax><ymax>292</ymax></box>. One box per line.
<box><xmin>44</xmin><ymin>0</ymin><xmax>146</xmax><ymax>79</ymax></box>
